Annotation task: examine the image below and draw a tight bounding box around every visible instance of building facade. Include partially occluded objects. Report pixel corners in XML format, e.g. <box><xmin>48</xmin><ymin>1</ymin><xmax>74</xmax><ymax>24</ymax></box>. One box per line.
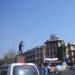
<box><xmin>24</xmin><ymin>45</ymin><xmax>45</xmax><ymax>64</ymax></box>
<box><xmin>66</xmin><ymin>43</ymin><xmax>75</xmax><ymax>63</ymax></box>
<box><xmin>45</xmin><ymin>35</ymin><xmax>64</xmax><ymax>58</ymax></box>
<box><xmin>24</xmin><ymin>35</ymin><xmax>75</xmax><ymax>66</ymax></box>
<box><xmin>24</xmin><ymin>35</ymin><xmax>64</xmax><ymax>64</ymax></box>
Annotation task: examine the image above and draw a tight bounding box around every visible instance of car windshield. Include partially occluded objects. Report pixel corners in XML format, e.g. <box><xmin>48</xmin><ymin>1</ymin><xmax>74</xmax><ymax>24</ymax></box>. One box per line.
<box><xmin>13</xmin><ymin>65</ymin><xmax>38</xmax><ymax>75</ymax></box>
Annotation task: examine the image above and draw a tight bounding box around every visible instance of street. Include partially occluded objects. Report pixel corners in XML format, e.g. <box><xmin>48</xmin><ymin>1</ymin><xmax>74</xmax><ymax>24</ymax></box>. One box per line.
<box><xmin>62</xmin><ymin>69</ymin><xmax>75</xmax><ymax>75</ymax></box>
<box><xmin>49</xmin><ymin>69</ymin><xmax>75</xmax><ymax>75</ymax></box>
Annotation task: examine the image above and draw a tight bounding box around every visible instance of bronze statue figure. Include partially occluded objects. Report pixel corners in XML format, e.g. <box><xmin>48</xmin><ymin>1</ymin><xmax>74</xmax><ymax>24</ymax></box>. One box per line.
<box><xmin>19</xmin><ymin>41</ymin><xmax>24</xmax><ymax>54</ymax></box>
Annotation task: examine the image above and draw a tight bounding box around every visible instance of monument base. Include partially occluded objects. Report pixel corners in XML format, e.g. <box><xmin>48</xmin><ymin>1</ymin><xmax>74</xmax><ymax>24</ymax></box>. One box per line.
<box><xmin>15</xmin><ymin>53</ymin><xmax>25</xmax><ymax>63</ymax></box>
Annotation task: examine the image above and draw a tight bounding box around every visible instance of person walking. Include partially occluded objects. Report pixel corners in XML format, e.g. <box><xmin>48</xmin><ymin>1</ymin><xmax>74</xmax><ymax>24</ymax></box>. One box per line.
<box><xmin>50</xmin><ymin>63</ymin><xmax>57</xmax><ymax>75</ymax></box>
<box><xmin>41</xmin><ymin>63</ymin><xmax>49</xmax><ymax>75</ymax></box>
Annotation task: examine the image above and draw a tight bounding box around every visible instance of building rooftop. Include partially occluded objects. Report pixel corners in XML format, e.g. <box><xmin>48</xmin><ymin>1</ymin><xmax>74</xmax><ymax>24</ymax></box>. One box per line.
<box><xmin>45</xmin><ymin>35</ymin><xmax>64</xmax><ymax>44</ymax></box>
<box><xmin>67</xmin><ymin>42</ymin><xmax>75</xmax><ymax>46</ymax></box>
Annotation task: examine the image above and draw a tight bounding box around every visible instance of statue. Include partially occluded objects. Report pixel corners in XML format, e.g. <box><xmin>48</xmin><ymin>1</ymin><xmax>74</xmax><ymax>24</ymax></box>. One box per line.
<box><xmin>15</xmin><ymin>41</ymin><xmax>25</xmax><ymax>63</ymax></box>
<box><xmin>19</xmin><ymin>41</ymin><xmax>24</xmax><ymax>54</ymax></box>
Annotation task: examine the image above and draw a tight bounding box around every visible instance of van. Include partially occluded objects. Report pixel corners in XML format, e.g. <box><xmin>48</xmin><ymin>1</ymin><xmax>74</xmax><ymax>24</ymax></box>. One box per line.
<box><xmin>0</xmin><ymin>63</ymin><xmax>39</xmax><ymax>75</ymax></box>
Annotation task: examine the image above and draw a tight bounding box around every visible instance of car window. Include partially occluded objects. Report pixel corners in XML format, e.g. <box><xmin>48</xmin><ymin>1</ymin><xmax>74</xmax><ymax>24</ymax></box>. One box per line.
<box><xmin>13</xmin><ymin>65</ymin><xmax>38</xmax><ymax>75</ymax></box>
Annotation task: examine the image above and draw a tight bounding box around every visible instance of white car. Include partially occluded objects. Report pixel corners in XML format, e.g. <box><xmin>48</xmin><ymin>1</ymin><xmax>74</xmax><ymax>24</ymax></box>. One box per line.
<box><xmin>0</xmin><ymin>63</ymin><xmax>39</xmax><ymax>75</ymax></box>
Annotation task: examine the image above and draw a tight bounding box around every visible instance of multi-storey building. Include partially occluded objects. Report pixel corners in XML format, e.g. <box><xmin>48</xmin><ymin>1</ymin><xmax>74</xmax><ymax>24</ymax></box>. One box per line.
<box><xmin>45</xmin><ymin>35</ymin><xmax>64</xmax><ymax>58</ymax></box>
<box><xmin>24</xmin><ymin>35</ymin><xmax>75</xmax><ymax>65</ymax></box>
<box><xmin>66</xmin><ymin>43</ymin><xmax>75</xmax><ymax>63</ymax></box>
<box><xmin>24</xmin><ymin>45</ymin><xmax>45</xmax><ymax>64</ymax></box>
<box><xmin>24</xmin><ymin>35</ymin><xmax>64</xmax><ymax>64</ymax></box>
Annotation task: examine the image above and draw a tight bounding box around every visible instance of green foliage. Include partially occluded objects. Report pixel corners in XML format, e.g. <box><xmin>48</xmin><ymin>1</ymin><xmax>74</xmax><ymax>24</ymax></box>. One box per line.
<box><xmin>0</xmin><ymin>50</ymin><xmax>17</xmax><ymax>65</ymax></box>
<box><xmin>57</xmin><ymin>47</ymin><xmax>63</xmax><ymax>60</ymax></box>
<box><xmin>57</xmin><ymin>44</ymin><xmax>66</xmax><ymax>61</ymax></box>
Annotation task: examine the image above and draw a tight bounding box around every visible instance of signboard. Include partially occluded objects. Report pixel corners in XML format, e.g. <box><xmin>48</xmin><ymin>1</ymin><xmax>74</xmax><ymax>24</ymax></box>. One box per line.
<box><xmin>45</xmin><ymin>58</ymin><xmax>58</xmax><ymax>61</ymax></box>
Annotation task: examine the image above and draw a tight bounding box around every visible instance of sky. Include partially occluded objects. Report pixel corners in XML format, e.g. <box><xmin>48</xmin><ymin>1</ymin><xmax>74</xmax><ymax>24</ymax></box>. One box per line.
<box><xmin>0</xmin><ymin>0</ymin><xmax>75</xmax><ymax>58</ymax></box>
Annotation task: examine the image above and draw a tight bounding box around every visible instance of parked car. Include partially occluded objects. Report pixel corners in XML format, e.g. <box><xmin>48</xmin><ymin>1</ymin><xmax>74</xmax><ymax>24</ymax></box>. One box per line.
<box><xmin>0</xmin><ymin>63</ymin><xmax>39</xmax><ymax>75</ymax></box>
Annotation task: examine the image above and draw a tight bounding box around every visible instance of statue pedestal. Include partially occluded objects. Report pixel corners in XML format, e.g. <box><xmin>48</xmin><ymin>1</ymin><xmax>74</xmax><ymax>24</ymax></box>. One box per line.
<box><xmin>15</xmin><ymin>54</ymin><xmax>25</xmax><ymax>63</ymax></box>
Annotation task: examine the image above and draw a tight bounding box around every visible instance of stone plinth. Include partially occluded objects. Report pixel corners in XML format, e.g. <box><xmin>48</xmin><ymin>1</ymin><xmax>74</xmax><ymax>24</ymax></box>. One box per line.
<box><xmin>15</xmin><ymin>54</ymin><xmax>25</xmax><ymax>63</ymax></box>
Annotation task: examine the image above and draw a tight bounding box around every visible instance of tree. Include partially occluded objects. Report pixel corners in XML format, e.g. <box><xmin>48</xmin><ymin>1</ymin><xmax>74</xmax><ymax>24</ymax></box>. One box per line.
<box><xmin>0</xmin><ymin>50</ymin><xmax>17</xmax><ymax>64</ymax></box>
<box><xmin>57</xmin><ymin>46</ymin><xmax>63</xmax><ymax>60</ymax></box>
<box><xmin>57</xmin><ymin>43</ymin><xmax>66</xmax><ymax>61</ymax></box>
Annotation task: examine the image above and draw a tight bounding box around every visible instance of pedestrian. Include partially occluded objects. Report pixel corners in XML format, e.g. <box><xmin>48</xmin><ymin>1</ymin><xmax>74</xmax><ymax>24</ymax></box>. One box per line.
<box><xmin>37</xmin><ymin>63</ymin><xmax>42</xmax><ymax>75</ymax></box>
<box><xmin>41</xmin><ymin>63</ymin><xmax>49</xmax><ymax>75</ymax></box>
<box><xmin>50</xmin><ymin>63</ymin><xmax>57</xmax><ymax>75</ymax></box>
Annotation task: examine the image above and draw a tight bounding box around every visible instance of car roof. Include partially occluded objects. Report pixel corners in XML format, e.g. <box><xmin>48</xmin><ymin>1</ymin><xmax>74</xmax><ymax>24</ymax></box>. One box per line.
<box><xmin>0</xmin><ymin>63</ymin><xmax>36</xmax><ymax>68</ymax></box>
